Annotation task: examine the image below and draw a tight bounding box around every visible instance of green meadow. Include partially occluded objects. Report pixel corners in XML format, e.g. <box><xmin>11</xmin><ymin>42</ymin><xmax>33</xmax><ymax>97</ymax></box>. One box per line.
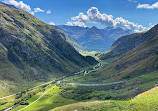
<box><xmin>52</xmin><ymin>86</ymin><xmax>158</xmax><ymax>111</ymax></box>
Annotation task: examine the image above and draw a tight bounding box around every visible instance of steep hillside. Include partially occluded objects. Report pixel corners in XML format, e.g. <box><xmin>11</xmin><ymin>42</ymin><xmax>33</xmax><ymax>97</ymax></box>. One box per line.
<box><xmin>53</xmin><ymin>25</ymin><xmax>131</xmax><ymax>52</ymax></box>
<box><xmin>99</xmin><ymin>33</ymin><xmax>143</xmax><ymax>60</ymax></box>
<box><xmin>99</xmin><ymin>25</ymin><xmax>158</xmax><ymax>60</ymax></box>
<box><xmin>94</xmin><ymin>25</ymin><xmax>158</xmax><ymax>81</ymax></box>
<box><xmin>52</xmin><ymin>86</ymin><xmax>158</xmax><ymax>111</ymax></box>
<box><xmin>0</xmin><ymin>3</ymin><xmax>97</xmax><ymax>95</ymax></box>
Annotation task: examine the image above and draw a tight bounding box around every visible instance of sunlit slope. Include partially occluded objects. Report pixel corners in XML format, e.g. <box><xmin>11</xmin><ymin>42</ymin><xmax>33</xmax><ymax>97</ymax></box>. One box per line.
<box><xmin>51</xmin><ymin>86</ymin><xmax>158</xmax><ymax>111</ymax></box>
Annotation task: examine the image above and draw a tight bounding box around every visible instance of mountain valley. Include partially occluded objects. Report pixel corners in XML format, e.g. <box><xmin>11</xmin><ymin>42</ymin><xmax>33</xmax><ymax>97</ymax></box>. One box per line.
<box><xmin>0</xmin><ymin>1</ymin><xmax>158</xmax><ymax>111</ymax></box>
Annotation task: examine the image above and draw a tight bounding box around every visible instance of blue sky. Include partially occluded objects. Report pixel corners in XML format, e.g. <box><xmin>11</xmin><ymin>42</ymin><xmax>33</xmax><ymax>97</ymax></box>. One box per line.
<box><xmin>1</xmin><ymin>0</ymin><xmax>158</xmax><ymax>31</ymax></box>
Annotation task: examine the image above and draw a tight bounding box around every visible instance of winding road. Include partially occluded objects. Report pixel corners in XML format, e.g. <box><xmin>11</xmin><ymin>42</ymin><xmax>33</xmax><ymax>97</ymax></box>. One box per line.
<box><xmin>68</xmin><ymin>80</ymin><xmax>126</xmax><ymax>86</ymax></box>
<box><xmin>17</xmin><ymin>80</ymin><xmax>125</xmax><ymax>111</ymax></box>
<box><xmin>18</xmin><ymin>85</ymin><xmax>56</xmax><ymax>111</ymax></box>
<box><xmin>0</xmin><ymin>76</ymin><xmax>65</xmax><ymax>100</ymax></box>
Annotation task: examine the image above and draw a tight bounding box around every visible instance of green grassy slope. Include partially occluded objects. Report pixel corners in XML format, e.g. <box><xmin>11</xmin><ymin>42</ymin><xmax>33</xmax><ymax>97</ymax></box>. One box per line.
<box><xmin>99</xmin><ymin>33</ymin><xmax>143</xmax><ymax>60</ymax></box>
<box><xmin>96</xmin><ymin>25</ymin><xmax>158</xmax><ymax>82</ymax></box>
<box><xmin>51</xmin><ymin>86</ymin><xmax>158</xmax><ymax>111</ymax></box>
<box><xmin>11</xmin><ymin>84</ymin><xmax>77</xmax><ymax>111</ymax></box>
<box><xmin>0</xmin><ymin>3</ymin><xmax>97</xmax><ymax>96</ymax></box>
<box><xmin>59</xmin><ymin>70</ymin><xmax>158</xmax><ymax>101</ymax></box>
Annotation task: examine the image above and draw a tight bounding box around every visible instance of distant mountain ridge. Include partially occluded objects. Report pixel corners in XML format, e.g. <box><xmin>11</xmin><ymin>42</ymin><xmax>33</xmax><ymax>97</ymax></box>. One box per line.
<box><xmin>53</xmin><ymin>25</ymin><xmax>132</xmax><ymax>52</ymax></box>
<box><xmin>101</xmin><ymin>26</ymin><xmax>132</xmax><ymax>40</ymax></box>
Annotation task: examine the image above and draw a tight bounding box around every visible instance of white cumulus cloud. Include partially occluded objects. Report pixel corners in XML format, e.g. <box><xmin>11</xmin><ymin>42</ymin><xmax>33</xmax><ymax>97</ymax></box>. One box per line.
<box><xmin>34</xmin><ymin>8</ymin><xmax>44</xmax><ymax>12</ymax></box>
<box><xmin>66</xmin><ymin>21</ymin><xmax>87</xmax><ymax>27</ymax></box>
<box><xmin>128</xmin><ymin>0</ymin><xmax>137</xmax><ymax>3</ymax></box>
<box><xmin>67</xmin><ymin>7</ymin><xmax>147</xmax><ymax>32</ymax></box>
<box><xmin>49</xmin><ymin>22</ymin><xmax>55</xmax><ymax>25</ymax></box>
<box><xmin>3</xmin><ymin>0</ymin><xmax>45</xmax><ymax>15</ymax></box>
<box><xmin>137</xmin><ymin>2</ymin><xmax>158</xmax><ymax>9</ymax></box>
<box><xmin>73</xmin><ymin>21</ymin><xmax>86</xmax><ymax>27</ymax></box>
<box><xmin>47</xmin><ymin>10</ymin><xmax>51</xmax><ymax>14</ymax></box>
<box><xmin>3</xmin><ymin>0</ymin><xmax>31</xmax><ymax>12</ymax></box>
<box><xmin>66</xmin><ymin>22</ymin><xmax>73</xmax><ymax>26</ymax></box>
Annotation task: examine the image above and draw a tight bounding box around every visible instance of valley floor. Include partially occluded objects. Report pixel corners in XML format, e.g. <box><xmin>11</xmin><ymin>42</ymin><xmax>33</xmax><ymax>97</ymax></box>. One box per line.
<box><xmin>0</xmin><ymin>62</ymin><xmax>158</xmax><ymax>111</ymax></box>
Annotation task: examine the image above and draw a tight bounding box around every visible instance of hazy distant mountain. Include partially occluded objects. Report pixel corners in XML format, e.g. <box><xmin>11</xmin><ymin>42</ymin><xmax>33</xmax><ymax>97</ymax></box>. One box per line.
<box><xmin>101</xmin><ymin>26</ymin><xmax>132</xmax><ymax>40</ymax></box>
<box><xmin>77</xmin><ymin>26</ymin><xmax>114</xmax><ymax>52</ymax></box>
<box><xmin>53</xmin><ymin>25</ymin><xmax>89</xmax><ymax>39</ymax></box>
<box><xmin>53</xmin><ymin>25</ymin><xmax>132</xmax><ymax>52</ymax></box>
